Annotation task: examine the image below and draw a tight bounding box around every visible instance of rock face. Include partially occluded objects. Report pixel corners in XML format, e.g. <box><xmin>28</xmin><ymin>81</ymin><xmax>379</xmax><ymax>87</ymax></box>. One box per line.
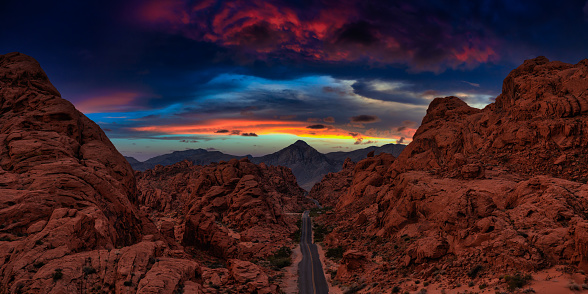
<box><xmin>0</xmin><ymin>53</ymin><xmax>288</xmax><ymax>294</ymax></box>
<box><xmin>0</xmin><ymin>52</ymin><xmax>147</xmax><ymax>291</ymax></box>
<box><xmin>311</xmin><ymin>57</ymin><xmax>588</xmax><ymax>291</ymax></box>
<box><xmin>324</xmin><ymin>143</ymin><xmax>405</xmax><ymax>163</ymax></box>
<box><xmin>394</xmin><ymin>56</ymin><xmax>588</xmax><ymax>182</ymax></box>
<box><xmin>136</xmin><ymin>158</ymin><xmax>311</xmax><ymax>259</ymax></box>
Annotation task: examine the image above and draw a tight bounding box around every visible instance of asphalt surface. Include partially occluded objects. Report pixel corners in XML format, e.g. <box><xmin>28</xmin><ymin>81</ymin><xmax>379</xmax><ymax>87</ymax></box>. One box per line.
<box><xmin>298</xmin><ymin>210</ymin><xmax>329</xmax><ymax>294</ymax></box>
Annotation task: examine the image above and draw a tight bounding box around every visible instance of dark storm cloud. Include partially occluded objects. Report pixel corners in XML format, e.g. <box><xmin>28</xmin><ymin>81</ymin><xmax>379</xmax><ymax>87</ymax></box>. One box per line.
<box><xmin>130</xmin><ymin>0</ymin><xmax>539</xmax><ymax>72</ymax></box>
<box><xmin>350</xmin><ymin>115</ymin><xmax>380</xmax><ymax>123</ymax></box>
<box><xmin>334</xmin><ymin>21</ymin><xmax>379</xmax><ymax>46</ymax></box>
<box><xmin>306</xmin><ymin>124</ymin><xmax>327</xmax><ymax>129</ymax></box>
<box><xmin>215</xmin><ymin>129</ymin><xmax>229</xmax><ymax>133</ymax></box>
<box><xmin>5</xmin><ymin>0</ymin><xmax>588</xmax><ymax>153</ymax></box>
<box><xmin>241</xmin><ymin>132</ymin><xmax>258</xmax><ymax>137</ymax></box>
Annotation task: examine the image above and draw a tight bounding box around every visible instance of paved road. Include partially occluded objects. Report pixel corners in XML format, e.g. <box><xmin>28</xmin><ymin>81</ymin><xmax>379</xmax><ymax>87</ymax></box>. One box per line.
<box><xmin>298</xmin><ymin>210</ymin><xmax>329</xmax><ymax>294</ymax></box>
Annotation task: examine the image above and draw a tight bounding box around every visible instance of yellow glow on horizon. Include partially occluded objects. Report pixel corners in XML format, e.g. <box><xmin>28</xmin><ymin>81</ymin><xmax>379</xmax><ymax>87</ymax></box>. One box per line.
<box><xmin>130</xmin><ymin>118</ymin><xmax>411</xmax><ymax>144</ymax></box>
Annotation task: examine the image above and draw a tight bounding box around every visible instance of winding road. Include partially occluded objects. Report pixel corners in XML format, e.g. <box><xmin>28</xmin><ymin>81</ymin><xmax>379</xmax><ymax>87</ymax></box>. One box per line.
<box><xmin>298</xmin><ymin>210</ymin><xmax>329</xmax><ymax>294</ymax></box>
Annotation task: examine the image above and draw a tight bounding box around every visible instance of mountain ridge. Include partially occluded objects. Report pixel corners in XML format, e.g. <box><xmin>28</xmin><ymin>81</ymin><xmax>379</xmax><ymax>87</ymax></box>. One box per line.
<box><xmin>126</xmin><ymin>141</ymin><xmax>406</xmax><ymax>190</ymax></box>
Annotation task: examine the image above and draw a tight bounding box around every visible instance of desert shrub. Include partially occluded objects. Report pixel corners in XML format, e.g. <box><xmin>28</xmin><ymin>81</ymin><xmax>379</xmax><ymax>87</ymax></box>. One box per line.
<box><xmin>52</xmin><ymin>269</ymin><xmax>63</xmax><ymax>281</ymax></box>
<box><xmin>468</xmin><ymin>264</ymin><xmax>483</xmax><ymax>278</ymax></box>
<box><xmin>82</xmin><ymin>266</ymin><xmax>97</xmax><ymax>275</ymax></box>
<box><xmin>503</xmin><ymin>273</ymin><xmax>532</xmax><ymax>291</ymax></box>
<box><xmin>326</xmin><ymin>246</ymin><xmax>344</xmax><ymax>259</ymax></box>
<box><xmin>569</xmin><ymin>282</ymin><xmax>581</xmax><ymax>291</ymax></box>
<box><xmin>313</xmin><ymin>223</ymin><xmax>330</xmax><ymax>242</ymax></box>
<box><xmin>344</xmin><ymin>283</ymin><xmax>366</xmax><ymax>294</ymax></box>
<box><xmin>268</xmin><ymin>246</ymin><xmax>292</xmax><ymax>269</ymax></box>
<box><xmin>207</xmin><ymin>262</ymin><xmax>225</xmax><ymax>269</ymax></box>
<box><xmin>292</xmin><ymin>219</ymin><xmax>302</xmax><ymax>242</ymax></box>
<box><xmin>292</xmin><ymin>229</ymin><xmax>301</xmax><ymax>242</ymax></box>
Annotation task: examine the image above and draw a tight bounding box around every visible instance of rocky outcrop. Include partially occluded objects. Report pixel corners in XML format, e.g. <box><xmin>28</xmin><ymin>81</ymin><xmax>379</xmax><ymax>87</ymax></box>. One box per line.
<box><xmin>0</xmin><ymin>53</ymin><xmax>282</xmax><ymax>293</ymax></box>
<box><xmin>0</xmin><ymin>52</ymin><xmax>149</xmax><ymax>292</ymax></box>
<box><xmin>324</xmin><ymin>143</ymin><xmax>405</xmax><ymax>163</ymax></box>
<box><xmin>136</xmin><ymin>158</ymin><xmax>312</xmax><ymax>259</ymax></box>
<box><xmin>394</xmin><ymin>56</ymin><xmax>588</xmax><ymax>182</ymax></box>
<box><xmin>311</xmin><ymin>57</ymin><xmax>588</xmax><ymax>292</ymax></box>
<box><xmin>309</xmin><ymin>153</ymin><xmax>396</xmax><ymax>209</ymax></box>
<box><xmin>308</xmin><ymin>158</ymin><xmax>356</xmax><ymax>207</ymax></box>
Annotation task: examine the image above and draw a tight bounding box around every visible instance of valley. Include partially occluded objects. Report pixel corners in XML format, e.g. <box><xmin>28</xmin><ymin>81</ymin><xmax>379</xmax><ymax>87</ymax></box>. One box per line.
<box><xmin>4</xmin><ymin>52</ymin><xmax>588</xmax><ymax>293</ymax></box>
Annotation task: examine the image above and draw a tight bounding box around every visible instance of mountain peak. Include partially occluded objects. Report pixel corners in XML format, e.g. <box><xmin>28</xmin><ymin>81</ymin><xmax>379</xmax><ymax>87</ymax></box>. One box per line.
<box><xmin>292</xmin><ymin>140</ymin><xmax>311</xmax><ymax>147</ymax></box>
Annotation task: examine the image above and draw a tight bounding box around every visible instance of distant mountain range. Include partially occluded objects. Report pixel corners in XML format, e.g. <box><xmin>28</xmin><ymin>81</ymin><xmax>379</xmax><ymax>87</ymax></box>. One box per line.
<box><xmin>125</xmin><ymin>140</ymin><xmax>405</xmax><ymax>190</ymax></box>
<box><xmin>125</xmin><ymin>149</ymin><xmax>252</xmax><ymax>171</ymax></box>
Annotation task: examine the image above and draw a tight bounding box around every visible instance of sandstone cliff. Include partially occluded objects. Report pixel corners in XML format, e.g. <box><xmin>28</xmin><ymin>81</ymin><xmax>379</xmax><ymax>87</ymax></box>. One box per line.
<box><xmin>310</xmin><ymin>57</ymin><xmax>588</xmax><ymax>292</ymax></box>
<box><xmin>136</xmin><ymin>158</ymin><xmax>311</xmax><ymax>260</ymax></box>
<box><xmin>0</xmin><ymin>53</ymin><xmax>292</xmax><ymax>293</ymax></box>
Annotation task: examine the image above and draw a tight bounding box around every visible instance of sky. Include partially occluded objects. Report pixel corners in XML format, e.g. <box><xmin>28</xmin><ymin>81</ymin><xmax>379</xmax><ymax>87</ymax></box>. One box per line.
<box><xmin>2</xmin><ymin>0</ymin><xmax>588</xmax><ymax>160</ymax></box>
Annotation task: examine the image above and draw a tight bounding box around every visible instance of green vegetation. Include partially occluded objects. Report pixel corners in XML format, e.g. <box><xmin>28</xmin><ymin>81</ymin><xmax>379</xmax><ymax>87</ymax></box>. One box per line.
<box><xmin>325</xmin><ymin>246</ymin><xmax>344</xmax><ymax>260</ymax></box>
<box><xmin>503</xmin><ymin>273</ymin><xmax>532</xmax><ymax>291</ymax></box>
<box><xmin>292</xmin><ymin>219</ymin><xmax>302</xmax><ymax>243</ymax></box>
<box><xmin>268</xmin><ymin>246</ymin><xmax>292</xmax><ymax>269</ymax></box>
<box><xmin>313</xmin><ymin>223</ymin><xmax>331</xmax><ymax>243</ymax></box>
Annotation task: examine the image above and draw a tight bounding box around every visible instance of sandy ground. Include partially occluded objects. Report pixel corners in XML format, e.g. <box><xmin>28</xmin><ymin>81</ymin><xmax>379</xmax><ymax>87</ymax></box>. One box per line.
<box><xmin>280</xmin><ymin>244</ymin><xmax>302</xmax><ymax>294</ymax></box>
<box><xmin>391</xmin><ymin>266</ymin><xmax>588</xmax><ymax>294</ymax></box>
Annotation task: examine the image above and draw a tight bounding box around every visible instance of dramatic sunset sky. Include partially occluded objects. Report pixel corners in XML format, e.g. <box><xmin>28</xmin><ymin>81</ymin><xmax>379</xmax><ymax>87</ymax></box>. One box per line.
<box><xmin>2</xmin><ymin>1</ymin><xmax>588</xmax><ymax>160</ymax></box>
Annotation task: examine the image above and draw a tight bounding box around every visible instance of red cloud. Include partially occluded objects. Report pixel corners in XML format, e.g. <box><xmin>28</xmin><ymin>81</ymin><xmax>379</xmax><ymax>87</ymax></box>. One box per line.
<box><xmin>134</xmin><ymin>0</ymin><xmax>499</xmax><ymax>71</ymax></box>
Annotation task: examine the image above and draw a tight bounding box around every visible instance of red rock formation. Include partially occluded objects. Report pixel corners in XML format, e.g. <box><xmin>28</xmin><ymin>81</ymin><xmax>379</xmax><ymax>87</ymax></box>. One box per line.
<box><xmin>309</xmin><ymin>158</ymin><xmax>356</xmax><ymax>207</ymax></box>
<box><xmin>136</xmin><ymin>158</ymin><xmax>311</xmax><ymax>260</ymax></box>
<box><xmin>0</xmin><ymin>52</ymin><xmax>150</xmax><ymax>291</ymax></box>
<box><xmin>311</xmin><ymin>57</ymin><xmax>588</xmax><ymax>292</ymax></box>
<box><xmin>394</xmin><ymin>56</ymin><xmax>588</xmax><ymax>182</ymax></box>
<box><xmin>0</xmin><ymin>53</ymin><xmax>284</xmax><ymax>294</ymax></box>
